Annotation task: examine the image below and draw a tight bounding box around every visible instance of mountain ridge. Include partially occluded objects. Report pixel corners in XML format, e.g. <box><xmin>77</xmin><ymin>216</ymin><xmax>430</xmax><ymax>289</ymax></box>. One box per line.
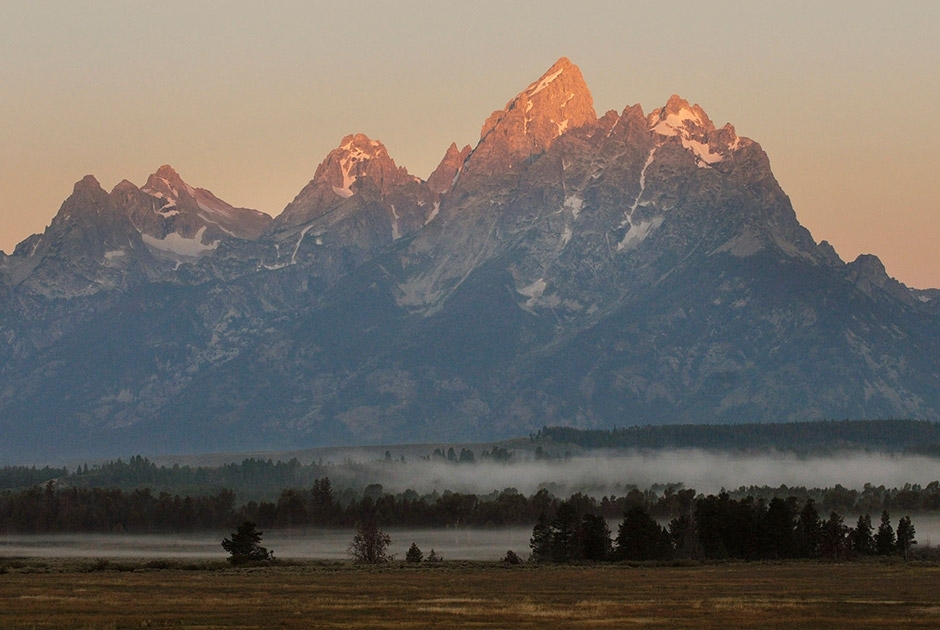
<box><xmin>1</xmin><ymin>57</ymin><xmax>938</xmax><ymax>462</ymax></box>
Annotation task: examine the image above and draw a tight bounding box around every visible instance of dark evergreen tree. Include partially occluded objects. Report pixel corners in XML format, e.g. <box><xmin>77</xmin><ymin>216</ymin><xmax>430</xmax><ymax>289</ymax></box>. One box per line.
<box><xmin>579</xmin><ymin>513</ymin><xmax>611</xmax><ymax>561</ymax></box>
<box><xmin>820</xmin><ymin>512</ymin><xmax>850</xmax><ymax>560</ymax></box>
<box><xmin>615</xmin><ymin>504</ymin><xmax>671</xmax><ymax>561</ymax></box>
<box><xmin>275</xmin><ymin>488</ymin><xmax>308</xmax><ymax>529</ymax></box>
<box><xmin>896</xmin><ymin>515</ymin><xmax>916</xmax><ymax>560</ymax></box>
<box><xmin>668</xmin><ymin>513</ymin><xmax>701</xmax><ymax>559</ymax></box>
<box><xmin>694</xmin><ymin>493</ymin><xmax>731</xmax><ymax>558</ymax></box>
<box><xmin>760</xmin><ymin>497</ymin><xmax>797</xmax><ymax>558</ymax></box>
<box><xmin>311</xmin><ymin>477</ymin><xmax>339</xmax><ymax>525</ymax></box>
<box><xmin>405</xmin><ymin>542</ymin><xmax>424</xmax><ymax>563</ymax></box>
<box><xmin>529</xmin><ymin>512</ymin><xmax>554</xmax><ymax>562</ymax></box>
<box><xmin>221</xmin><ymin>521</ymin><xmax>272</xmax><ymax>564</ymax></box>
<box><xmin>550</xmin><ymin>501</ymin><xmax>582</xmax><ymax>562</ymax></box>
<box><xmin>728</xmin><ymin>496</ymin><xmax>761</xmax><ymax>559</ymax></box>
<box><xmin>875</xmin><ymin>511</ymin><xmax>896</xmax><ymax>555</ymax></box>
<box><xmin>794</xmin><ymin>499</ymin><xmax>822</xmax><ymax>558</ymax></box>
<box><xmin>851</xmin><ymin>514</ymin><xmax>875</xmax><ymax>555</ymax></box>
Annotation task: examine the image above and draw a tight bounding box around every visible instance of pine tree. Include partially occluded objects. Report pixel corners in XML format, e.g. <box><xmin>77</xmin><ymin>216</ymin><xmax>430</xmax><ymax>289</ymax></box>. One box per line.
<box><xmin>551</xmin><ymin>501</ymin><xmax>582</xmax><ymax>562</ymax></box>
<box><xmin>851</xmin><ymin>514</ymin><xmax>875</xmax><ymax>556</ymax></box>
<box><xmin>221</xmin><ymin>521</ymin><xmax>273</xmax><ymax>564</ymax></box>
<box><xmin>580</xmin><ymin>513</ymin><xmax>612</xmax><ymax>561</ymax></box>
<box><xmin>405</xmin><ymin>542</ymin><xmax>424</xmax><ymax>563</ymax></box>
<box><xmin>896</xmin><ymin>516</ymin><xmax>916</xmax><ymax>560</ymax></box>
<box><xmin>616</xmin><ymin>504</ymin><xmax>671</xmax><ymax>561</ymax></box>
<box><xmin>874</xmin><ymin>511</ymin><xmax>896</xmax><ymax>555</ymax></box>
<box><xmin>529</xmin><ymin>512</ymin><xmax>553</xmax><ymax>562</ymax></box>
<box><xmin>820</xmin><ymin>512</ymin><xmax>850</xmax><ymax>560</ymax></box>
<box><xmin>795</xmin><ymin>500</ymin><xmax>822</xmax><ymax>558</ymax></box>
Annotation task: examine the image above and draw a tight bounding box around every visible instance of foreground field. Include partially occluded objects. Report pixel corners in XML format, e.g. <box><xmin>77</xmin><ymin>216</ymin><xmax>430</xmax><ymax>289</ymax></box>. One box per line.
<box><xmin>2</xmin><ymin>560</ymin><xmax>939</xmax><ymax>628</ymax></box>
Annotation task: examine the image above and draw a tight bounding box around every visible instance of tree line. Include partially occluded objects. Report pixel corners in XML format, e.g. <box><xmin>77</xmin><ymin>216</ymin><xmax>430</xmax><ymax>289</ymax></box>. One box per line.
<box><xmin>0</xmin><ymin>478</ymin><xmax>539</xmax><ymax>533</ymax></box>
<box><xmin>537</xmin><ymin>420</ymin><xmax>940</xmax><ymax>454</ymax></box>
<box><xmin>0</xmin><ymin>456</ymin><xmax>330</xmax><ymax>499</ymax></box>
<box><xmin>530</xmin><ymin>493</ymin><xmax>918</xmax><ymax>563</ymax></box>
<box><xmin>0</xmin><ymin>477</ymin><xmax>926</xmax><ymax>548</ymax></box>
<box><xmin>0</xmin><ymin>451</ymin><xmax>513</xmax><ymax>498</ymax></box>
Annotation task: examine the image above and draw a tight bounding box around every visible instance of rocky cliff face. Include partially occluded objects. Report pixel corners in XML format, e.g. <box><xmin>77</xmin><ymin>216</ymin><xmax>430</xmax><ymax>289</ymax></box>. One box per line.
<box><xmin>459</xmin><ymin>57</ymin><xmax>596</xmax><ymax>183</ymax></box>
<box><xmin>1</xmin><ymin>58</ymin><xmax>938</xmax><ymax>462</ymax></box>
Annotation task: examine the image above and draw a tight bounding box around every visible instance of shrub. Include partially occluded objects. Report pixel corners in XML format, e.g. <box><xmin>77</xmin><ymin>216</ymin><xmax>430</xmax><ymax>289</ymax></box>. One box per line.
<box><xmin>406</xmin><ymin>542</ymin><xmax>424</xmax><ymax>563</ymax></box>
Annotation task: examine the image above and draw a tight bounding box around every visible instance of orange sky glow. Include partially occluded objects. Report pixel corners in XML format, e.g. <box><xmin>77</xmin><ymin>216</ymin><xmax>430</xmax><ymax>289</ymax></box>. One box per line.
<box><xmin>1</xmin><ymin>1</ymin><xmax>938</xmax><ymax>287</ymax></box>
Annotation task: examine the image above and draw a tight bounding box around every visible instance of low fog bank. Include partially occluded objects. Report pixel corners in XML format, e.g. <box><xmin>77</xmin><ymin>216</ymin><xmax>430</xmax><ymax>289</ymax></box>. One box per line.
<box><xmin>327</xmin><ymin>450</ymin><xmax>940</xmax><ymax>498</ymax></box>
<box><xmin>6</xmin><ymin>518</ymin><xmax>940</xmax><ymax>561</ymax></box>
<box><xmin>0</xmin><ymin>529</ymin><xmax>533</xmax><ymax>561</ymax></box>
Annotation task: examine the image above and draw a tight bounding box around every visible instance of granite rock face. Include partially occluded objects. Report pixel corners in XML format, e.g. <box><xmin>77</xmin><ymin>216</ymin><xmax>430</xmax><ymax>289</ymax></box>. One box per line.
<box><xmin>1</xmin><ymin>58</ymin><xmax>939</xmax><ymax>461</ymax></box>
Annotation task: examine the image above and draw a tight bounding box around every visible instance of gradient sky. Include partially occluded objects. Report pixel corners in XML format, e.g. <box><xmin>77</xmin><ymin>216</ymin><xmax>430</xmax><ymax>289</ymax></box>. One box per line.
<box><xmin>2</xmin><ymin>1</ymin><xmax>938</xmax><ymax>287</ymax></box>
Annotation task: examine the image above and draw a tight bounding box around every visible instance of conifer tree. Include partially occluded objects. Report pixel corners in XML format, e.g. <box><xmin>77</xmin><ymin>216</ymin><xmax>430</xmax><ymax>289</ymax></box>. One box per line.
<box><xmin>874</xmin><ymin>511</ymin><xmax>896</xmax><ymax>555</ymax></box>
<box><xmin>405</xmin><ymin>542</ymin><xmax>424</xmax><ymax>563</ymax></box>
<box><xmin>221</xmin><ymin>521</ymin><xmax>272</xmax><ymax>564</ymax></box>
<box><xmin>851</xmin><ymin>514</ymin><xmax>875</xmax><ymax>556</ymax></box>
<box><xmin>896</xmin><ymin>515</ymin><xmax>916</xmax><ymax>560</ymax></box>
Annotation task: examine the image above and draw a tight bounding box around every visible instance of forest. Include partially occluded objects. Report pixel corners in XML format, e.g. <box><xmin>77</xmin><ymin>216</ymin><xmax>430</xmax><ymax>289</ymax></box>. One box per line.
<box><xmin>537</xmin><ymin>419</ymin><xmax>940</xmax><ymax>453</ymax></box>
<box><xmin>529</xmin><ymin>492</ymin><xmax>916</xmax><ymax>563</ymax></box>
<box><xmin>2</xmin><ymin>422</ymin><xmax>939</xmax><ymax>564</ymax></box>
<box><xmin>0</xmin><ymin>459</ymin><xmax>930</xmax><ymax>557</ymax></box>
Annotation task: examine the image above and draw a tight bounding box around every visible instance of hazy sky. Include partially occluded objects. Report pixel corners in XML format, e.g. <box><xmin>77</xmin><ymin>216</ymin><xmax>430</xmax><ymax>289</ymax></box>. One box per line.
<box><xmin>2</xmin><ymin>1</ymin><xmax>938</xmax><ymax>287</ymax></box>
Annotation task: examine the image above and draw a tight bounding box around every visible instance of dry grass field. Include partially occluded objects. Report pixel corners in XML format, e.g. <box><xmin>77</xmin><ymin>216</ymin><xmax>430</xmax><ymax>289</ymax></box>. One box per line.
<box><xmin>2</xmin><ymin>559</ymin><xmax>939</xmax><ymax>628</ymax></box>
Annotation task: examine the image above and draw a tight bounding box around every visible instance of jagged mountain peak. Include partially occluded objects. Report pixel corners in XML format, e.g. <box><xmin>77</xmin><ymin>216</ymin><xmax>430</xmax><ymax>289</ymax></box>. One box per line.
<box><xmin>153</xmin><ymin>163</ymin><xmax>183</xmax><ymax>182</ymax></box>
<box><xmin>72</xmin><ymin>174</ymin><xmax>104</xmax><ymax>196</ymax></box>
<box><xmin>649</xmin><ymin>95</ymin><xmax>715</xmax><ymax>136</ymax></box>
<box><xmin>273</xmin><ymin>133</ymin><xmax>421</xmax><ymax>231</ymax></box>
<box><xmin>427</xmin><ymin>142</ymin><xmax>471</xmax><ymax>196</ymax></box>
<box><xmin>461</xmin><ymin>57</ymin><xmax>596</xmax><ymax>181</ymax></box>
<box><xmin>141</xmin><ymin>164</ymin><xmax>194</xmax><ymax>200</ymax></box>
<box><xmin>646</xmin><ymin>95</ymin><xmax>746</xmax><ymax>168</ymax></box>
<box><xmin>131</xmin><ymin>165</ymin><xmax>271</xmax><ymax>242</ymax></box>
<box><xmin>521</xmin><ymin>56</ymin><xmax>580</xmax><ymax>98</ymax></box>
<box><xmin>846</xmin><ymin>253</ymin><xmax>917</xmax><ymax>306</ymax></box>
<box><xmin>339</xmin><ymin>133</ymin><xmax>385</xmax><ymax>153</ymax></box>
<box><xmin>490</xmin><ymin>56</ymin><xmax>595</xmax><ymax>142</ymax></box>
<box><xmin>313</xmin><ymin>133</ymin><xmax>413</xmax><ymax>199</ymax></box>
<box><xmin>52</xmin><ymin>175</ymin><xmax>108</xmax><ymax>224</ymax></box>
<box><xmin>112</xmin><ymin>179</ymin><xmax>139</xmax><ymax>193</ymax></box>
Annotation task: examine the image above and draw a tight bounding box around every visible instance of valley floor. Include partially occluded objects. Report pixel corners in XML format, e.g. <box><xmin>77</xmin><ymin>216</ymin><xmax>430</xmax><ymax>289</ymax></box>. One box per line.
<box><xmin>1</xmin><ymin>559</ymin><xmax>939</xmax><ymax>628</ymax></box>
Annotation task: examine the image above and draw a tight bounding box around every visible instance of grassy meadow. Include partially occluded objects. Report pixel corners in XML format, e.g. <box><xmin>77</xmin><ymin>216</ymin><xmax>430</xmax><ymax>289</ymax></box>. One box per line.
<box><xmin>2</xmin><ymin>559</ymin><xmax>940</xmax><ymax>628</ymax></box>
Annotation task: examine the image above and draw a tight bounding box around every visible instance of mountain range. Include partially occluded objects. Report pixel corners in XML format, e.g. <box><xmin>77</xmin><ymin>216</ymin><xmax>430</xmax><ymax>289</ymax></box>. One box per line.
<box><xmin>2</xmin><ymin>57</ymin><xmax>938</xmax><ymax>463</ymax></box>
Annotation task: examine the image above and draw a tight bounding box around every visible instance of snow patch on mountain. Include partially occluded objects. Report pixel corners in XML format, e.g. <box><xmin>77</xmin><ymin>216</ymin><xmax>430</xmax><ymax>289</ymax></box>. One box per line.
<box><xmin>650</xmin><ymin>100</ymin><xmax>724</xmax><ymax>167</ymax></box>
<box><xmin>390</xmin><ymin>204</ymin><xmax>401</xmax><ymax>240</ymax></box>
<box><xmin>335</xmin><ymin>140</ymin><xmax>373</xmax><ymax>197</ymax></box>
<box><xmin>425</xmin><ymin>201</ymin><xmax>441</xmax><ymax>225</ymax></box>
<box><xmin>291</xmin><ymin>224</ymin><xmax>315</xmax><ymax>265</ymax></box>
<box><xmin>684</xmin><ymin>139</ymin><xmax>723</xmax><ymax>166</ymax></box>
<box><xmin>518</xmin><ymin>278</ymin><xmax>548</xmax><ymax>308</ymax></box>
<box><xmin>143</xmin><ymin>226</ymin><xmax>218</xmax><ymax>257</ymax></box>
<box><xmin>630</xmin><ymin>147</ymin><xmax>658</xmax><ymax>214</ymax></box>
<box><xmin>651</xmin><ymin>108</ymin><xmax>703</xmax><ymax>137</ymax></box>
<box><xmin>617</xmin><ymin>217</ymin><xmax>663</xmax><ymax>251</ymax></box>
<box><xmin>527</xmin><ymin>66</ymin><xmax>565</xmax><ymax>97</ymax></box>
<box><xmin>564</xmin><ymin>195</ymin><xmax>583</xmax><ymax>218</ymax></box>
